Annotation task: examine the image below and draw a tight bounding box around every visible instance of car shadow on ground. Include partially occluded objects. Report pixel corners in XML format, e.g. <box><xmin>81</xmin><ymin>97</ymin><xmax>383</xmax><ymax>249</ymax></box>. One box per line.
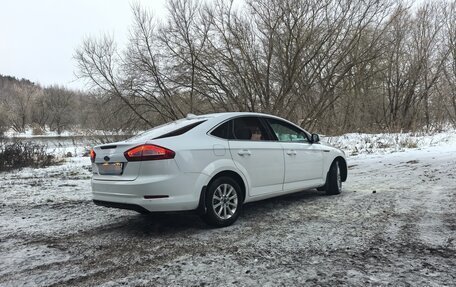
<box><xmin>103</xmin><ymin>188</ymin><xmax>330</xmax><ymax>236</ymax></box>
<box><xmin>241</xmin><ymin>188</ymin><xmax>329</xmax><ymax>218</ymax></box>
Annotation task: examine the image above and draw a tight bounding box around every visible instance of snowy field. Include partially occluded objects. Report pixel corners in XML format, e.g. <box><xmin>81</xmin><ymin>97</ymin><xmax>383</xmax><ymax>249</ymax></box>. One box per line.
<box><xmin>0</xmin><ymin>131</ymin><xmax>455</xmax><ymax>286</ymax></box>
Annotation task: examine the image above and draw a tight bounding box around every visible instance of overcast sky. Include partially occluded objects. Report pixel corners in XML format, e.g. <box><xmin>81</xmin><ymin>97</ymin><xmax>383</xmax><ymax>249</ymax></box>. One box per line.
<box><xmin>0</xmin><ymin>0</ymin><xmax>167</xmax><ymax>90</ymax></box>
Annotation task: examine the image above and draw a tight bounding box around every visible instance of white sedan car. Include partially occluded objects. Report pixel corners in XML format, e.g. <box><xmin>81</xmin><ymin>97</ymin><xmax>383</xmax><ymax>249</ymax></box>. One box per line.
<box><xmin>91</xmin><ymin>112</ymin><xmax>347</xmax><ymax>227</ymax></box>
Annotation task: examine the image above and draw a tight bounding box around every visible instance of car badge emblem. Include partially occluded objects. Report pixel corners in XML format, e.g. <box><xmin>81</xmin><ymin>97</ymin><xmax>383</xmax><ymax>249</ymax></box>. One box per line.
<box><xmin>104</xmin><ymin>156</ymin><xmax>110</xmax><ymax>162</ymax></box>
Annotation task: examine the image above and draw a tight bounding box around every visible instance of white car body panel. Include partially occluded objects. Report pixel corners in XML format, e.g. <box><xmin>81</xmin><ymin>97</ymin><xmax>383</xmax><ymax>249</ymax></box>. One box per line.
<box><xmin>228</xmin><ymin>140</ymin><xmax>284</xmax><ymax>197</ymax></box>
<box><xmin>281</xmin><ymin>142</ymin><xmax>325</xmax><ymax>192</ymax></box>
<box><xmin>92</xmin><ymin>172</ymin><xmax>209</xmax><ymax>211</ymax></box>
<box><xmin>91</xmin><ymin>112</ymin><xmax>346</xmax><ymax>213</ymax></box>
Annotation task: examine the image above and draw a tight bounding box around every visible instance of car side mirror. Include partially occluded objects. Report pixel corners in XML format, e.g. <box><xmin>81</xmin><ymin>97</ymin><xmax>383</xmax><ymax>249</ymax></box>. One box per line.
<box><xmin>311</xmin><ymin>134</ymin><xmax>320</xmax><ymax>143</ymax></box>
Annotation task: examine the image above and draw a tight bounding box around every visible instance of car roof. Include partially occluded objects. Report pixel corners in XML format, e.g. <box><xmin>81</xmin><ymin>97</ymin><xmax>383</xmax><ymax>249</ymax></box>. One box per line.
<box><xmin>195</xmin><ymin>112</ymin><xmax>283</xmax><ymax>120</ymax></box>
<box><xmin>195</xmin><ymin>112</ymin><xmax>305</xmax><ymax>133</ymax></box>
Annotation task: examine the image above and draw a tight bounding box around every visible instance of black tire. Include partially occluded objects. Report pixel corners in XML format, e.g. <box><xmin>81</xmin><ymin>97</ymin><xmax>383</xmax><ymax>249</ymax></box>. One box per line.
<box><xmin>325</xmin><ymin>160</ymin><xmax>342</xmax><ymax>195</ymax></box>
<box><xmin>201</xmin><ymin>176</ymin><xmax>242</xmax><ymax>227</ymax></box>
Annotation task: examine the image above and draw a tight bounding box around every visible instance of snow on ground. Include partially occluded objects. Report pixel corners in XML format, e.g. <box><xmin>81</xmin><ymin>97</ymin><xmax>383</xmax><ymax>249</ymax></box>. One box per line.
<box><xmin>0</xmin><ymin>131</ymin><xmax>455</xmax><ymax>286</ymax></box>
<box><xmin>3</xmin><ymin>127</ymin><xmax>130</xmax><ymax>138</ymax></box>
<box><xmin>323</xmin><ymin>129</ymin><xmax>456</xmax><ymax>156</ymax></box>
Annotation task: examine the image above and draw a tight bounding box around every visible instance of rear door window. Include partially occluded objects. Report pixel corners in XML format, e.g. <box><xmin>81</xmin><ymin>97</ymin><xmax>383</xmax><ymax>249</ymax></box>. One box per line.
<box><xmin>232</xmin><ymin>117</ymin><xmax>273</xmax><ymax>141</ymax></box>
<box><xmin>211</xmin><ymin>121</ymin><xmax>234</xmax><ymax>139</ymax></box>
<box><xmin>155</xmin><ymin>121</ymin><xmax>206</xmax><ymax>139</ymax></box>
<box><xmin>210</xmin><ymin>116</ymin><xmax>276</xmax><ymax>141</ymax></box>
<box><xmin>126</xmin><ymin>119</ymin><xmax>206</xmax><ymax>142</ymax></box>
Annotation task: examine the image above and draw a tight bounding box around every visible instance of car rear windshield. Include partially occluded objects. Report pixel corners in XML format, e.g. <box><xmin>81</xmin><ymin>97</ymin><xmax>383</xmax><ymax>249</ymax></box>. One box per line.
<box><xmin>126</xmin><ymin>119</ymin><xmax>206</xmax><ymax>142</ymax></box>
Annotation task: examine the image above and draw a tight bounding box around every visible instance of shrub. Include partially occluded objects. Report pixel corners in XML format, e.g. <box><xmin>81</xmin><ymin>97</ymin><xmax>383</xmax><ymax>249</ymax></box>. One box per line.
<box><xmin>32</xmin><ymin>124</ymin><xmax>44</xmax><ymax>136</ymax></box>
<box><xmin>0</xmin><ymin>140</ymin><xmax>61</xmax><ymax>172</ymax></box>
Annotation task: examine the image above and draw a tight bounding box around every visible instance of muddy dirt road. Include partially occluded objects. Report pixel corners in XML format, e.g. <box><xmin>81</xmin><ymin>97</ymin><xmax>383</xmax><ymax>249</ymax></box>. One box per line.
<box><xmin>1</xmin><ymin>146</ymin><xmax>455</xmax><ymax>286</ymax></box>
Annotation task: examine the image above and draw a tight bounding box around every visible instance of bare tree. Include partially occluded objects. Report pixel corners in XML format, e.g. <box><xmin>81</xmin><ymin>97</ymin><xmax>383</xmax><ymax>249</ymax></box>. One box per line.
<box><xmin>75</xmin><ymin>34</ymin><xmax>155</xmax><ymax>127</ymax></box>
<box><xmin>441</xmin><ymin>0</ymin><xmax>456</xmax><ymax>127</ymax></box>
<box><xmin>2</xmin><ymin>84</ymin><xmax>38</xmax><ymax>132</ymax></box>
<box><xmin>74</xmin><ymin>0</ymin><xmax>456</xmax><ymax>134</ymax></box>
<box><xmin>380</xmin><ymin>2</ymin><xmax>449</xmax><ymax>131</ymax></box>
<box><xmin>42</xmin><ymin>86</ymin><xmax>76</xmax><ymax>134</ymax></box>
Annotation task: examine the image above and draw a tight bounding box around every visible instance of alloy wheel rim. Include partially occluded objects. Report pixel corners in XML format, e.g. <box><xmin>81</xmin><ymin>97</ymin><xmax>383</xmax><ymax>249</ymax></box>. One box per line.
<box><xmin>212</xmin><ymin>183</ymin><xmax>238</xmax><ymax>220</ymax></box>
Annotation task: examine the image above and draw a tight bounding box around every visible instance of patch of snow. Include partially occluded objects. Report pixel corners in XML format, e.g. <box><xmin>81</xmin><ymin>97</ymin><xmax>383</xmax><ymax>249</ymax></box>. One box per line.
<box><xmin>323</xmin><ymin>129</ymin><xmax>456</xmax><ymax>156</ymax></box>
<box><xmin>3</xmin><ymin>126</ymin><xmax>132</xmax><ymax>138</ymax></box>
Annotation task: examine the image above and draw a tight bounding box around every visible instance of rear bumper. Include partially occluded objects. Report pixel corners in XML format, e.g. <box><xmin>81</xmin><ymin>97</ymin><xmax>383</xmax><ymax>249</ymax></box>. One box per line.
<box><xmin>91</xmin><ymin>172</ymin><xmax>209</xmax><ymax>212</ymax></box>
<box><xmin>93</xmin><ymin>200</ymin><xmax>150</xmax><ymax>214</ymax></box>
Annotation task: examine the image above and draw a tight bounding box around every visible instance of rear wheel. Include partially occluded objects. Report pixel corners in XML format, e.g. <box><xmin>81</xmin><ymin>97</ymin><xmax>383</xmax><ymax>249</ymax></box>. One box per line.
<box><xmin>201</xmin><ymin>176</ymin><xmax>242</xmax><ymax>227</ymax></box>
<box><xmin>325</xmin><ymin>160</ymin><xmax>342</xmax><ymax>195</ymax></box>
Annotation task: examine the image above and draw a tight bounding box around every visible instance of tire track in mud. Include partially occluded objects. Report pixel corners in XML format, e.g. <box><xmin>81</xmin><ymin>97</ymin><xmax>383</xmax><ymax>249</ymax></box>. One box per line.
<box><xmin>392</xmin><ymin>161</ymin><xmax>456</xmax><ymax>249</ymax></box>
<box><xmin>54</xmin><ymin>196</ymin><xmax>329</xmax><ymax>286</ymax></box>
<box><xmin>53</xmin><ymin>184</ymin><xmax>453</xmax><ymax>286</ymax></box>
<box><xmin>54</xmin><ymin>191</ymin><xmax>393</xmax><ymax>286</ymax></box>
<box><xmin>1</xmin><ymin>190</ymin><xmax>347</xmax><ymax>286</ymax></box>
<box><xmin>344</xmin><ymin>159</ymin><xmax>456</xmax><ymax>285</ymax></box>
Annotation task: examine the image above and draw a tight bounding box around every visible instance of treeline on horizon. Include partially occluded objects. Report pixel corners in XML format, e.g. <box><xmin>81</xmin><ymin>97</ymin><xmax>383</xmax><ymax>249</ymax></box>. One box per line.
<box><xmin>0</xmin><ymin>74</ymin><xmax>130</xmax><ymax>136</ymax></box>
<box><xmin>2</xmin><ymin>0</ymin><xmax>456</xmax><ymax>136</ymax></box>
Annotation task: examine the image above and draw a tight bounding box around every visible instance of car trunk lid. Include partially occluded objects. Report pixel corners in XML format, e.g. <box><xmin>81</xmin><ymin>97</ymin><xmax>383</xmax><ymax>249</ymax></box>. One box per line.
<box><xmin>92</xmin><ymin>142</ymin><xmax>141</xmax><ymax>181</ymax></box>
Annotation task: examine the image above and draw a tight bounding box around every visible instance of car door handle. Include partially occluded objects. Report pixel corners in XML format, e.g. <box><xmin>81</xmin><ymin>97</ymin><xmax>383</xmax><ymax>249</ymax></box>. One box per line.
<box><xmin>286</xmin><ymin>150</ymin><xmax>297</xmax><ymax>156</ymax></box>
<box><xmin>238</xmin><ymin>150</ymin><xmax>251</xmax><ymax>156</ymax></box>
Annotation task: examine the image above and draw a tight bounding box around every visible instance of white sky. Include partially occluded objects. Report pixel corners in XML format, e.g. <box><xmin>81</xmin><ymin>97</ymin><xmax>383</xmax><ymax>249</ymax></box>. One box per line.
<box><xmin>0</xmin><ymin>0</ymin><xmax>167</xmax><ymax>90</ymax></box>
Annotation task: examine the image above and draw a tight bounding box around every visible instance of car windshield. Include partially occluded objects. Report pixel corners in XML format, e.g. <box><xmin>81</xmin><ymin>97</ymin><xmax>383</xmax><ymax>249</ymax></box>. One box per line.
<box><xmin>126</xmin><ymin>118</ymin><xmax>205</xmax><ymax>142</ymax></box>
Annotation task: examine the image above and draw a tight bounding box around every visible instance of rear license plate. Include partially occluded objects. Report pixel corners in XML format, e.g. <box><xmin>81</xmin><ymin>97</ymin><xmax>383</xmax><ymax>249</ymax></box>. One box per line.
<box><xmin>98</xmin><ymin>162</ymin><xmax>124</xmax><ymax>175</ymax></box>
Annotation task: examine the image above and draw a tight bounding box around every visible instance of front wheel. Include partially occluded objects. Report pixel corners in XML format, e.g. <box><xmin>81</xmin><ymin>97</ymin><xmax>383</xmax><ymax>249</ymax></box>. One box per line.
<box><xmin>201</xmin><ymin>177</ymin><xmax>242</xmax><ymax>227</ymax></box>
<box><xmin>325</xmin><ymin>160</ymin><xmax>342</xmax><ymax>195</ymax></box>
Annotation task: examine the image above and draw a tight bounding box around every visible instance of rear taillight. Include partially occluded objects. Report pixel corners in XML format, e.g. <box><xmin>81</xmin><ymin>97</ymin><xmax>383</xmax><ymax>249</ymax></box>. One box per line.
<box><xmin>90</xmin><ymin>148</ymin><xmax>96</xmax><ymax>163</ymax></box>
<box><xmin>124</xmin><ymin>144</ymin><xmax>175</xmax><ymax>161</ymax></box>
